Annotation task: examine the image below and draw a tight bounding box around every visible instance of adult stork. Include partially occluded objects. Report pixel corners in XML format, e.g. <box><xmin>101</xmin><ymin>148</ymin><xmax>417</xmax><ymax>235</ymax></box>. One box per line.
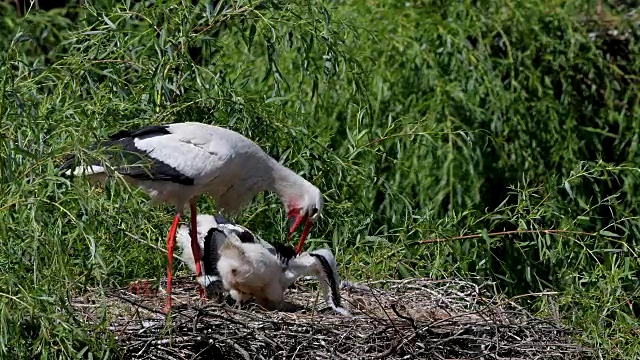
<box><xmin>59</xmin><ymin>122</ymin><xmax>324</xmax><ymax>313</ymax></box>
<box><xmin>176</xmin><ymin>214</ymin><xmax>349</xmax><ymax>315</ymax></box>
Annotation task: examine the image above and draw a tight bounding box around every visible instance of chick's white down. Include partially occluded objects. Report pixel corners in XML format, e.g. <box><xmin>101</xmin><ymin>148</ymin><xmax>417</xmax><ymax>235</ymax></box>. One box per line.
<box><xmin>216</xmin><ymin>238</ymin><xmax>288</xmax><ymax>309</ymax></box>
<box><xmin>176</xmin><ymin>214</ymin><xmax>349</xmax><ymax>315</ymax></box>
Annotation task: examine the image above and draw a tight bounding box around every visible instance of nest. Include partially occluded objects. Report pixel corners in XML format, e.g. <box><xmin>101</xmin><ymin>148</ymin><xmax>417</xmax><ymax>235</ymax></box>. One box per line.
<box><xmin>72</xmin><ymin>276</ymin><xmax>592</xmax><ymax>359</ymax></box>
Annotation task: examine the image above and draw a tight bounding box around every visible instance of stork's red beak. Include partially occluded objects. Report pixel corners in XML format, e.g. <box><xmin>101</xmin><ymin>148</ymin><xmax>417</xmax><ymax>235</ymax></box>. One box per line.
<box><xmin>288</xmin><ymin>213</ymin><xmax>312</xmax><ymax>254</ymax></box>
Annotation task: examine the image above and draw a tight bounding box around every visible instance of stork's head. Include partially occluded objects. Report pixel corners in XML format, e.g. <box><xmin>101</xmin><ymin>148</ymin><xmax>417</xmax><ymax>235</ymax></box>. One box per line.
<box><xmin>286</xmin><ymin>184</ymin><xmax>323</xmax><ymax>255</ymax></box>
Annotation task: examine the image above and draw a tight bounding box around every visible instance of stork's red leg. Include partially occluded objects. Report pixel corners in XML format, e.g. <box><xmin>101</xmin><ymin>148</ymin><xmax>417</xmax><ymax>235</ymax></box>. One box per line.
<box><xmin>189</xmin><ymin>199</ymin><xmax>206</xmax><ymax>300</ymax></box>
<box><xmin>163</xmin><ymin>212</ymin><xmax>182</xmax><ymax>314</ymax></box>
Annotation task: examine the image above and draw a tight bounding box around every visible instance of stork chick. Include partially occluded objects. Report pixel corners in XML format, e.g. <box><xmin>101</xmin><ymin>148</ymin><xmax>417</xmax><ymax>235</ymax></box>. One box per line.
<box><xmin>176</xmin><ymin>214</ymin><xmax>349</xmax><ymax>315</ymax></box>
<box><xmin>216</xmin><ymin>233</ymin><xmax>288</xmax><ymax>309</ymax></box>
<box><xmin>176</xmin><ymin>214</ymin><xmax>281</xmax><ymax>294</ymax></box>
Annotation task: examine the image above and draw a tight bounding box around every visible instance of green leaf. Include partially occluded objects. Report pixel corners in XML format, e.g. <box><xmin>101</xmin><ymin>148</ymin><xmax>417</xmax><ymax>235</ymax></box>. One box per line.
<box><xmin>102</xmin><ymin>14</ymin><xmax>116</xmax><ymax>30</ymax></box>
<box><xmin>564</xmin><ymin>180</ymin><xmax>574</xmax><ymax>199</ymax></box>
<box><xmin>599</xmin><ymin>230</ymin><xmax>621</xmax><ymax>238</ymax></box>
<box><xmin>265</xmin><ymin>97</ymin><xmax>288</xmax><ymax>104</ymax></box>
<box><xmin>248</xmin><ymin>23</ymin><xmax>257</xmax><ymax>50</ymax></box>
<box><xmin>397</xmin><ymin>262</ymin><xmax>412</xmax><ymax>279</ymax></box>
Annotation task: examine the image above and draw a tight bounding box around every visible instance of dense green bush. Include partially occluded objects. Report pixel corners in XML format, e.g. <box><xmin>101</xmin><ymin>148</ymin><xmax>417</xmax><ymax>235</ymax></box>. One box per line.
<box><xmin>0</xmin><ymin>0</ymin><xmax>638</xmax><ymax>358</ymax></box>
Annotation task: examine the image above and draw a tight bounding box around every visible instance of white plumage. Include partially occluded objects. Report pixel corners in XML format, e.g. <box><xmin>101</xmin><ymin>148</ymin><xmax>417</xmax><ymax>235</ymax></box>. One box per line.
<box><xmin>59</xmin><ymin>122</ymin><xmax>324</xmax><ymax>313</ymax></box>
<box><xmin>175</xmin><ymin>214</ymin><xmax>278</xmax><ymax>291</ymax></box>
<box><xmin>216</xmin><ymin>237</ymin><xmax>288</xmax><ymax>310</ymax></box>
<box><xmin>176</xmin><ymin>214</ymin><xmax>349</xmax><ymax>316</ymax></box>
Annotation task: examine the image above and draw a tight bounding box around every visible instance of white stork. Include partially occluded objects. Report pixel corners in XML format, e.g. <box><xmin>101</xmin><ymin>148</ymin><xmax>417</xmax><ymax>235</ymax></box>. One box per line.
<box><xmin>59</xmin><ymin>122</ymin><xmax>324</xmax><ymax>313</ymax></box>
<box><xmin>176</xmin><ymin>214</ymin><xmax>349</xmax><ymax>315</ymax></box>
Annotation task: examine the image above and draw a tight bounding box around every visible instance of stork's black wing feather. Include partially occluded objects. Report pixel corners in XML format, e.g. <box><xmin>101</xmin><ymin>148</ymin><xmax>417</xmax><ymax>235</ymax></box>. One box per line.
<box><xmin>202</xmin><ymin>228</ymin><xmax>223</xmax><ymax>276</ymax></box>
<box><xmin>59</xmin><ymin>124</ymin><xmax>194</xmax><ymax>185</ymax></box>
<box><xmin>213</xmin><ymin>214</ymin><xmax>230</xmax><ymax>225</ymax></box>
<box><xmin>99</xmin><ymin>125</ymin><xmax>194</xmax><ymax>185</ymax></box>
<box><xmin>106</xmin><ymin>125</ymin><xmax>172</xmax><ymax>141</ymax></box>
<box><xmin>270</xmin><ymin>242</ymin><xmax>297</xmax><ymax>266</ymax></box>
<box><xmin>309</xmin><ymin>253</ymin><xmax>341</xmax><ymax>308</ymax></box>
<box><xmin>236</xmin><ymin>230</ymin><xmax>257</xmax><ymax>243</ymax></box>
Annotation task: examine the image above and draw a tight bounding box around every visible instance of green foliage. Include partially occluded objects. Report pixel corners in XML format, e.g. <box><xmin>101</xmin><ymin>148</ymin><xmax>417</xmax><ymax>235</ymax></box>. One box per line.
<box><xmin>0</xmin><ymin>0</ymin><xmax>638</xmax><ymax>358</ymax></box>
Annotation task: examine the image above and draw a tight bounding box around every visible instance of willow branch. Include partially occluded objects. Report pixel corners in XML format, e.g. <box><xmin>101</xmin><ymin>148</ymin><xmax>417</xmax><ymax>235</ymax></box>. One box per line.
<box><xmin>420</xmin><ymin>229</ymin><xmax>595</xmax><ymax>244</ymax></box>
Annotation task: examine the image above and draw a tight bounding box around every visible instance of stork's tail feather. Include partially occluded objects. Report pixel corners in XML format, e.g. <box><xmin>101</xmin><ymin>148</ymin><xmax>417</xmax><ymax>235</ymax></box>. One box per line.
<box><xmin>56</xmin><ymin>130</ymin><xmax>146</xmax><ymax>180</ymax></box>
<box><xmin>56</xmin><ymin>151</ymin><xmax>108</xmax><ymax>179</ymax></box>
<box><xmin>57</xmin><ymin>154</ymin><xmax>83</xmax><ymax>178</ymax></box>
<box><xmin>57</xmin><ymin>154</ymin><xmax>77</xmax><ymax>173</ymax></box>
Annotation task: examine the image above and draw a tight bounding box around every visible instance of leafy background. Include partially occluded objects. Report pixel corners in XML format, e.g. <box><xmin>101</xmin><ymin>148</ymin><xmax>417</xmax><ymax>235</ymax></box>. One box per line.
<box><xmin>0</xmin><ymin>0</ymin><xmax>638</xmax><ymax>358</ymax></box>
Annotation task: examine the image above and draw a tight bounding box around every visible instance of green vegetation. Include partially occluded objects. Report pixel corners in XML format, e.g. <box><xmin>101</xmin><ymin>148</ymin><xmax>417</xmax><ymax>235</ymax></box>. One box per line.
<box><xmin>0</xmin><ymin>0</ymin><xmax>638</xmax><ymax>358</ymax></box>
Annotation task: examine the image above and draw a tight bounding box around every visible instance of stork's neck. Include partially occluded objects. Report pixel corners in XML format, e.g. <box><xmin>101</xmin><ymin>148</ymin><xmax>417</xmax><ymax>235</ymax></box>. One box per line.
<box><xmin>264</xmin><ymin>157</ymin><xmax>312</xmax><ymax>209</ymax></box>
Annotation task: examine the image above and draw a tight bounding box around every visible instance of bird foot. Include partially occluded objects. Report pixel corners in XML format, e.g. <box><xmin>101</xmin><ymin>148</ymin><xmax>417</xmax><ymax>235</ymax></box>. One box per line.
<box><xmin>223</xmin><ymin>293</ymin><xmax>246</xmax><ymax>309</ymax></box>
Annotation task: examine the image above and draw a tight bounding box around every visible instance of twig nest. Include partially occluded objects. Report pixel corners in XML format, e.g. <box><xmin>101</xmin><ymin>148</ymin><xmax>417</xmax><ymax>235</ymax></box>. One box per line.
<box><xmin>72</xmin><ymin>276</ymin><xmax>591</xmax><ymax>359</ymax></box>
